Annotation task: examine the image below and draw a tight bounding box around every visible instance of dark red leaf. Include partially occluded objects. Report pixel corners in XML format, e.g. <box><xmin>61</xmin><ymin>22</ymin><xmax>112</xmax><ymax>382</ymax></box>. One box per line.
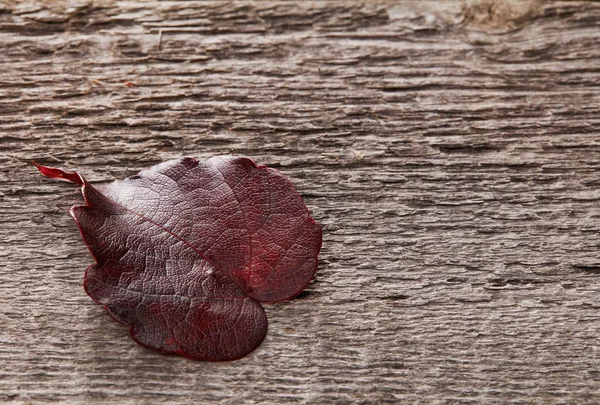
<box><xmin>35</xmin><ymin>157</ymin><xmax>322</xmax><ymax>361</ymax></box>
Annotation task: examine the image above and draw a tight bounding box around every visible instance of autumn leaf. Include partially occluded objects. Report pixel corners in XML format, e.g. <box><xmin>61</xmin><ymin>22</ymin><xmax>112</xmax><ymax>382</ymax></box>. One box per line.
<box><xmin>35</xmin><ymin>157</ymin><xmax>322</xmax><ymax>361</ymax></box>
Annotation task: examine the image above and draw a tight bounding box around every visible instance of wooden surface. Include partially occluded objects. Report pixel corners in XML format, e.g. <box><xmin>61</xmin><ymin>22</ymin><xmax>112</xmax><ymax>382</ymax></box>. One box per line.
<box><xmin>1</xmin><ymin>0</ymin><xmax>599</xmax><ymax>403</ymax></box>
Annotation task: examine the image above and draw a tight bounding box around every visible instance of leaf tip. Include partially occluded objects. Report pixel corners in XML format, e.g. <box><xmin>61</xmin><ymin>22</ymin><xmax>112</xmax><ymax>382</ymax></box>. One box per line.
<box><xmin>34</xmin><ymin>161</ymin><xmax>84</xmax><ymax>185</ymax></box>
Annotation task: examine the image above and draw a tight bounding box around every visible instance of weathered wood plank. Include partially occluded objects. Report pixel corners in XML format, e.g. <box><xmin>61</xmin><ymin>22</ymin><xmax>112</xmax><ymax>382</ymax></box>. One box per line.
<box><xmin>1</xmin><ymin>0</ymin><xmax>599</xmax><ymax>403</ymax></box>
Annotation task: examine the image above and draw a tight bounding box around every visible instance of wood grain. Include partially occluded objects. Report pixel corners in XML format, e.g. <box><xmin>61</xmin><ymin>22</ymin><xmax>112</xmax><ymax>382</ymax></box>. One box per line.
<box><xmin>1</xmin><ymin>0</ymin><xmax>599</xmax><ymax>403</ymax></box>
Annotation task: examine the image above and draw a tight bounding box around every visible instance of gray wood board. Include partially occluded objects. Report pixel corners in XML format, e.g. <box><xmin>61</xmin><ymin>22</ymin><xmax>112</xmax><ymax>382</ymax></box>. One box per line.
<box><xmin>1</xmin><ymin>1</ymin><xmax>599</xmax><ymax>403</ymax></box>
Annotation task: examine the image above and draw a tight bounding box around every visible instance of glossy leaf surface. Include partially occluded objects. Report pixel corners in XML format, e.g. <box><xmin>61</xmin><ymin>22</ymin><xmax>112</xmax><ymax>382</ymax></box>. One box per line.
<box><xmin>36</xmin><ymin>157</ymin><xmax>322</xmax><ymax>361</ymax></box>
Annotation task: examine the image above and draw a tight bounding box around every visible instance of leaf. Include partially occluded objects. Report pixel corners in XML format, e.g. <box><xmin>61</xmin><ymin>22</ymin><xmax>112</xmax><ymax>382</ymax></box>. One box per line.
<box><xmin>35</xmin><ymin>156</ymin><xmax>322</xmax><ymax>361</ymax></box>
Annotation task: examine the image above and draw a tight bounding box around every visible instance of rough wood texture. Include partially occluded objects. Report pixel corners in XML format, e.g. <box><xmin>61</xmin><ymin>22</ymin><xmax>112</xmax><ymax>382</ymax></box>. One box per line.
<box><xmin>1</xmin><ymin>0</ymin><xmax>599</xmax><ymax>403</ymax></box>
